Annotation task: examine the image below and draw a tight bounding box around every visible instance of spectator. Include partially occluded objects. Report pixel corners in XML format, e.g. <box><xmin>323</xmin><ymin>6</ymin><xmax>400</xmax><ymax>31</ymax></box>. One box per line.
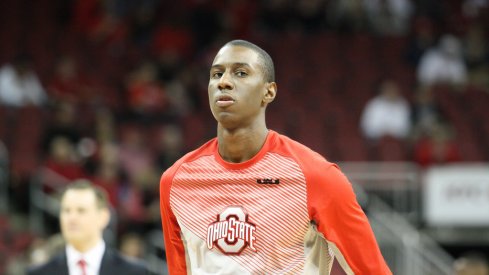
<box><xmin>463</xmin><ymin>23</ymin><xmax>489</xmax><ymax>89</ymax></box>
<box><xmin>0</xmin><ymin>54</ymin><xmax>47</xmax><ymax>107</ymax></box>
<box><xmin>128</xmin><ymin>4</ymin><xmax>158</xmax><ymax>48</ymax></box>
<box><xmin>292</xmin><ymin>0</ymin><xmax>326</xmax><ymax>32</ymax></box>
<box><xmin>124</xmin><ymin>61</ymin><xmax>169</xmax><ymax>122</ymax></box>
<box><xmin>27</xmin><ymin>234</ymin><xmax>65</xmax><ymax>267</ymax></box>
<box><xmin>258</xmin><ymin>0</ymin><xmax>293</xmax><ymax>32</ymax></box>
<box><xmin>188</xmin><ymin>1</ymin><xmax>224</xmax><ymax>49</ymax></box>
<box><xmin>154</xmin><ymin>124</ymin><xmax>184</xmax><ymax>171</ymax></box>
<box><xmin>360</xmin><ymin>79</ymin><xmax>411</xmax><ymax>140</ymax></box>
<box><xmin>417</xmin><ymin>34</ymin><xmax>468</xmax><ymax>87</ymax></box>
<box><xmin>326</xmin><ymin>0</ymin><xmax>367</xmax><ymax>33</ymax></box>
<box><xmin>163</xmin><ymin>78</ymin><xmax>193</xmax><ymax>118</ymax></box>
<box><xmin>0</xmin><ymin>214</ymin><xmax>36</xmax><ymax>275</ymax></box>
<box><xmin>118</xmin><ymin>125</ymin><xmax>155</xmax><ymax>183</ymax></box>
<box><xmin>26</xmin><ymin>180</ymin><xmax>151</xmax><ymax>275</ymax></box>
<box><xmin>363</xmin><ymin>0</ymin><xmax>414</xmax><ymax>36</ymax></box>
<box><xmin>72</xmin><ymin>0</ymin><xmax>127</xmax><ymax>46</ymax></box>
<box><xmin>117</xmin><ymin>125</ymin><xmax>160</xmax><ymax>232</ymax></box>
<box><xmin>152</xmin><ymin>25</ymin><xmax>193</xmax><ymax>82</ymax></box>
<box><xmin>48</xmin><ymin>55</ymin><xmax>98</xmax><ymax>104</ymax></box>
<box><xmin>453</xmin><ymin>252</ymin><xmax>489</xmax><ymax>275</ymax></box>
<box><xmin>44</xmin><ymin>136</ymin><xmax>87</xmax><ymax>182</ymax></box>
<box><xmin>222</xmin><ymin>0</ymin><xmax>258</xmax><ymax>38</ymax></box>
<box><xmin>462</xmin><ymin>0</ymin><xmax>489</xmax><ymax>20</ymax></box>
<box><xmin>41</xmin><ymin>101</ymin><xmax>82</xmax><ymax>155</ymax></box>
<box><xmin>410</xmin><ymin>86</ymin><xmax>443</xmax><ymax>140</ymax></box>
<box><xmin>405</xmin><ymin>17</ymin><xmax>437</xmax><ymax>67</ymax></box>
<box><xmin>91</xmin><ymin>143</ymin><xmax>123</xmax><ymax>208</ymax></box>
<box><xmin>119</xmin><ymin>232</ymin><xmax>146</xmax><ymax>260</ymax></box>
<box><xmin>413</xmin><ymin>120</ymin><xmax>461</xmax><ymax>167</ymax></box>
<box><xmin>94</xmin><ymin>108</ymin><xmax>117</xmax><ymax>145</ymax></box>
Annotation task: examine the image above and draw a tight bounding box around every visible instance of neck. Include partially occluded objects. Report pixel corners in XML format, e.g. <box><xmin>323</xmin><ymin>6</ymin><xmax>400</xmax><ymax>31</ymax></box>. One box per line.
<box><xmin>217</xmin><ymin>121</ymin><xmax>269</xmax><ymax>163</ymax></box>
<box><xmin>71</xmin><ymin>237</ymin><xmax>101</xmax><ymax>253</ymax></box>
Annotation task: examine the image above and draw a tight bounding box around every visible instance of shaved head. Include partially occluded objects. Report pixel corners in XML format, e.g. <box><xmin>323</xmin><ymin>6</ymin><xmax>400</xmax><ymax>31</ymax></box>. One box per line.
<box><xmin>223</xmin><ymin>40</ymin><xmax>275</xmax><ymax>82</ymax></box>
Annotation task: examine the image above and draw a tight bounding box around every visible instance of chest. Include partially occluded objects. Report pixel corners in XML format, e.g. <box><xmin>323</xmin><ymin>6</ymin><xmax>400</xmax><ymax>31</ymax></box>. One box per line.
<box><xmin>170</xmin><ymin>155</ymin><xmax>311</xmax><ymax>256</ymax></box>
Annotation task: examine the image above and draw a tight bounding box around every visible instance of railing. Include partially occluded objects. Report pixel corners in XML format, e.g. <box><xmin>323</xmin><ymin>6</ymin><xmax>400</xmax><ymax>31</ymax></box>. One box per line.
<box><xmin>146</xmin><ymin>230</ymin><xmax>169</xmax><ymax>275</ymax></box>
<box><xmin>339</xmin><ymin>161</ymin><xmax>421</xmax><ymax>224</ymax></box>
<box><xmin>29</xmin><ymin>167</ymin><xmax>69</xmax><ymax>234</ymax></box>
<box><xmin>339</xmin><ymin>162</ymin><xmax>455</xmax><ymax>274</ymax></box>
<box><xmin>368</xmin><ymin>194</ymin><xmax>454</xmax><ymax>275</ymax></box>
<box><xmin>0</xmin><ymin>140</ymin><xmax>9</xmax><ymax>213</ymax></box>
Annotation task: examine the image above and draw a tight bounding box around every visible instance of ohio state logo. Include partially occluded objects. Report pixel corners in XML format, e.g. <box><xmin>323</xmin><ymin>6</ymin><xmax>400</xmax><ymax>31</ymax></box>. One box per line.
<box><xmin>206</xmin><ymin>206</ymin><xmax>257</xmax><ymax>255</ymax></box>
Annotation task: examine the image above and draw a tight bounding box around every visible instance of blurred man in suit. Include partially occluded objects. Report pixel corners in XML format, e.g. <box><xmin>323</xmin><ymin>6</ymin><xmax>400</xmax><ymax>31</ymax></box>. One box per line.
<box><xmin>27</xmin><ymin>179</ymin><xmax>150</xmax><ymax>275</ymax></box>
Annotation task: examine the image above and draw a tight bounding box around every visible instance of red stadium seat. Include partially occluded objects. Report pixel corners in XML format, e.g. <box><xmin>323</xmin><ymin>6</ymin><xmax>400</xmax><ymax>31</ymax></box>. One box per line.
<box><xmin>376</xmin><ymin>136</ymin><xmax>408</xmax><ymax>162</ymax></box>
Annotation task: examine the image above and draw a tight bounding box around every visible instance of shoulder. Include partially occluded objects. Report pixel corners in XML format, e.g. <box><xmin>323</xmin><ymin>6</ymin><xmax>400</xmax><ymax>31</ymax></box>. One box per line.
<box><xmin>270</xmin><ymin>131</ymin><xmax>349</xmax><ymax>189</ymax></box>
<box><xmin>103</xmin><ymin>248</ymin><xmax>150</xmax><ymax>274</ymax></box>
<box><xmin>270</xmin><ymin>131</ymin><xmax>333</xmax><ymax>170</ymax></box>
<box><xmin>26</xmin><ymin>254</ymin><xmax>65</xmax><ymax>275</ymax></box>
<box><xmin>420</xmin><ymin>49</ymin><xmax>442</xmax><ymax>64</ymax></box>
<box><xmin>270</xmin><ymin>131</ymin><xmax>329</xmax><ymax>162</ymax></box>
<box><xmin>0</xmin><ymin>64</ymin><xmax>13</xmax><ymax>75</ymax></box>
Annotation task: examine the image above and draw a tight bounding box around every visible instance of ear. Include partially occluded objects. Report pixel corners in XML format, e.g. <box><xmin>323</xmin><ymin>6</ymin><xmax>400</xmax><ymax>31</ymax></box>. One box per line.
<box><xmin>263</xmin><ymin>82</ymin><xmax>277</xmax><ymax>105</ymax></box>
<box><xmin>99</xmin><ymin>208</ymin><xmax>111</xmax><ymax>229</ymax></box>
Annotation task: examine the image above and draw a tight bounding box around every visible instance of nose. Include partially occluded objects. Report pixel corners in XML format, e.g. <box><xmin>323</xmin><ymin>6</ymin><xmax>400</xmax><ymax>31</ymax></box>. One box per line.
<box><xmin>218</xmin><ymin>71</ymin><xmax>234</xmax><ymax>91</ymax></box>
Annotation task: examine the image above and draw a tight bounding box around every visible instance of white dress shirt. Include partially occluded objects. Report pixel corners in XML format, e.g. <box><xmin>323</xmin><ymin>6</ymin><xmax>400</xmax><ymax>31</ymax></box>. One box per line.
<box><xmin>66</xmin><ymin>240</ymin><xmax>106</xmax><ymax>275</ymax></box>
<box><xmin>417</xmin><ymin>49</ymin><xmax>468</xmax><ymax>86</ymax></box>
<box><xmin>360</xmin><ymin>95</ymin><xmax>411</xmax><ymax>140</ymax></box>
<box><xmin>0</xmin><ymin>64</ymin><xmax>47</xmax><ymax>107</ymax></box>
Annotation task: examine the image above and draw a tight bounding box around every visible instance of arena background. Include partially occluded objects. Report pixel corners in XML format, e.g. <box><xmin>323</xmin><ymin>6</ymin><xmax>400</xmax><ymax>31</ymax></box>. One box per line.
<box><xmin>0</xmin><ymin>0</ymin><xmax>488</xmax><ymax>274</ymax></box>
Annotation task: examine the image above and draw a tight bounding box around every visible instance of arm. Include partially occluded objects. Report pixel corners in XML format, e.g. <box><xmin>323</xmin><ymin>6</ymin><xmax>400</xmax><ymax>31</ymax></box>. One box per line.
<box><xmin>307</xmin><ymin>164</ymin><xmax>391</xmax><ymax>275</ymax></box>
<box><xmin>160</xmin><ymin>170</ymin><xmax>188</xmax><ymax>274</ymax></box>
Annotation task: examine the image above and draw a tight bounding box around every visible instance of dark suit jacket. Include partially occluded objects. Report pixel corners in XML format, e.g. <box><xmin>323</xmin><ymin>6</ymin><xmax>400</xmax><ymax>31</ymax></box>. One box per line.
<box><xmin>27</xmin><ymin>247</ymin><xmax>151</xmax><ymax>275</ymax></box>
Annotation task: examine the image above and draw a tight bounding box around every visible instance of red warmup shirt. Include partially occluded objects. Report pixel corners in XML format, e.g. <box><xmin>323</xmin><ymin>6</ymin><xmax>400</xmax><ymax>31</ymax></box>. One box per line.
<box><xmin>160</xmin><ymin>130</ymin><xmax>391</xmax><ymax>274</ymax></box>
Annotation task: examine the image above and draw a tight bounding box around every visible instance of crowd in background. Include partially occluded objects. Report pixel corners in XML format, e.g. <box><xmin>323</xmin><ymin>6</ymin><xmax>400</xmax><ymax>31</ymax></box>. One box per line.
<box><xmin>0</xmin><ymin>0</ymin><xmax>488</xmax><ymax>273</ymax></box>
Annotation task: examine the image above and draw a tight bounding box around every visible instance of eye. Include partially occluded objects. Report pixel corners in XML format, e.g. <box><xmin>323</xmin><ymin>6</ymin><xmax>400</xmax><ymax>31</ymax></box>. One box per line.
<box><xmin>236</xmin><ymin>71</ymin><xmax>248</xmax><ymax>77</ymax></box>
<box><xmin>211</xmin><ymin>71</ymin><xmax>223</xmax><ymax>79</ymax></box>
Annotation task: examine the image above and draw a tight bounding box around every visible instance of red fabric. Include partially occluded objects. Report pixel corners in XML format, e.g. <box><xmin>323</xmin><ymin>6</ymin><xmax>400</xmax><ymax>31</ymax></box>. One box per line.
<box><xmin>152</xmin><ymin>27</ymin><xmax>193</xmax><ymax>58</ymax></box>
<box><xmin>127</xmin><ymin>82</ymin><xmax>168</xmax><ymax>113</ymax></box>
<box><xmin>44</xmin><ymin>159</ymin><xmax>86</xmax><ymax>181</ymax></box>
<box><xmin>48</xmin><ymin>74</ymin><xmax>90</xmax><ymax>103</ymax></box>
<box><xmin>414</xmin><ymin>138</ymin><xmax>461</xmax><ymax>167</ymax></box>
<box><xmin>72</xmin><ymin>0</ymin><xmax>104</xmax><ymax>35</ymax></box>
<box><xmin>92</xmin><ymin>177</ymin><xmax>120</xmax><ymax>207</ymax></box>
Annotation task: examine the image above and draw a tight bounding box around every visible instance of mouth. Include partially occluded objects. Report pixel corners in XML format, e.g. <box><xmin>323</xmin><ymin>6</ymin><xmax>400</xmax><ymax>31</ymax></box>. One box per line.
<box><xmin>216</xmin><ymin>94</ymin><xmax>235</xmax><ymax>107</ymax></box>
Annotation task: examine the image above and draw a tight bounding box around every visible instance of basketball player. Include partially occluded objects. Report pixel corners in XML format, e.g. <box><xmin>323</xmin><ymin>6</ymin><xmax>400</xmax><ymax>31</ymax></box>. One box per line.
<box><xmin>159</xmin><ymin>40</ymin><xmax>392</xmax><ymax>274</ymax></box>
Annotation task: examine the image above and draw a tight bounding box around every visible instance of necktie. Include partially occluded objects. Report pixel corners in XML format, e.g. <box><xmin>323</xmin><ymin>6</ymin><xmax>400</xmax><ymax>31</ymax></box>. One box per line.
<box><xmin>77</xmin><ymin>259</ymin><xmax>87</xmax><ymax>275</ymax></box>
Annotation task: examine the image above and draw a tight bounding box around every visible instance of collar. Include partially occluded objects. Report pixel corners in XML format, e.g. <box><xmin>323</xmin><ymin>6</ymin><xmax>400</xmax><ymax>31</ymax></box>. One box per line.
<box><xmin>66</xmin><ymin>240</ymin><xmax>106</xmax><ymax>272</ymax></box>
<box><xmin>214</xmin><ymin>130</ymin><xmax>276</xmax><ymax>170</ymax></box>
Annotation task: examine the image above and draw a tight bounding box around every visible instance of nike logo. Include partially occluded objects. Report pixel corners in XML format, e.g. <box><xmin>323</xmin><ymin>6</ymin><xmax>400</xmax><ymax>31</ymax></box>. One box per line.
<box><xmin>256</xmin><ymin>178</ymin><xmax>280</xmax><ymax>184</ymax></box>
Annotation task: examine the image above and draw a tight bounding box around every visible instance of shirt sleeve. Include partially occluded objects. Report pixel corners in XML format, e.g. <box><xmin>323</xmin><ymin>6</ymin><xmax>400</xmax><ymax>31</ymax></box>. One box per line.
<box><xmin>160</xmin><ymin>169</ymin><xmax>188</xmax><ymax>274</ymax></box>
<box><xmin>306</xmin><ymin>164</ymin><xmax>392</xmax><ymax>275</ymax></box>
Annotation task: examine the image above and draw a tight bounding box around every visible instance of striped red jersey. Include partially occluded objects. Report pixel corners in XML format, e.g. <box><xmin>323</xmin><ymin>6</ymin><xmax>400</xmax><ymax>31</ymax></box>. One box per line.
<box><xmin>160</xmin><ymin>130</ymin><xmax>391</xmax><ymax>274</ymax></box>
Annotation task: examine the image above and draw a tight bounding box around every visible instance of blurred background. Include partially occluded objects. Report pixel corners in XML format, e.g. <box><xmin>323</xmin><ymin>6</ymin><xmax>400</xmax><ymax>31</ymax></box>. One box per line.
<box><xmin>0</xmin><ymin>0</ymin><xmax>488</xmax><ymax>274</ymax></box>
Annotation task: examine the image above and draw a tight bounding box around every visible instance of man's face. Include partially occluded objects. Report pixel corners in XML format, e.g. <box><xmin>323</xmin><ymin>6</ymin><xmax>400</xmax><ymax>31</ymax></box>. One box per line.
<box><xmin>60</xmin><ymin>189</ymin><xmax>109</xmax><ymax>247</ymax></box>
<box><xmin>208</xmin><ymin>45</ymin><xmax>274</xmax><ymax>128</ymax></box>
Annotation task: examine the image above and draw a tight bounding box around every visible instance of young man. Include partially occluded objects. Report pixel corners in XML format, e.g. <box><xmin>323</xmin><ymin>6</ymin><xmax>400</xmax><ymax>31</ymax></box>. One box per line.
<box><xmin>27</xmin><ymin>179</ymin><xmax>150</xmax><ymax>275</ymax></box>
<box><xmin>160</xmin><ymin>40</ymin><xmax>392</xmax><ymax>274</ymax></box>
